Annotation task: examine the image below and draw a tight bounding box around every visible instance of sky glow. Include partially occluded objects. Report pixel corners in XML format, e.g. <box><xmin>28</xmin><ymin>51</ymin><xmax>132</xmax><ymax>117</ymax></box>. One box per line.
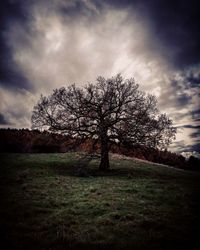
<box><xmin>0</xmin><ymin>0</ymin><xmax>199</xmax><ymax>157</ymax></box>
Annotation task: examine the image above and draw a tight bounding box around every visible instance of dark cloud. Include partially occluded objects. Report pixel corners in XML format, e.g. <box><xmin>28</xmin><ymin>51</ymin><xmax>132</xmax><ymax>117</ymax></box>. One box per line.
<box><xmin>0</xmin><ymin>0</ymin><xmax>28</xmax><ymax>26</ymax></box>
<box><xmin>108</xmin><ymin>0</ymin><xmax>200</xmax><ymax>68</ymax></box>
<box><xmin>176</xmin><ymin>94</ymin><xmax>192</xmax><ymax>107</ymax></box>
<box><xmin>190</xmin><ymin>143</ymin><xmax>200</xmax><ymax>152</ymax></box>
<box><xmin>191</xmin><ymin>109</ymin><xmax>200</xmax><ymax>122</ymax></box>
<box><xmin>0</xmin><ymin>49</ymin><xmax>31</xmax><ymax>90</ymax></box>
<box><xmin>181</xmin><ymin>125</ymin><xmax>200</xmax><ymax>151</ymax></box>
<box><xmin>0</xmin><ymin>0</ymin><xmax>32</xmax><ymax>90</ymax></box>
<box><xmin>0</xmin><ymin>113</ymin><xmax>9</xmax><ymax>125</ymax></box>
<box><xmin>181</xmin><ymin>125</ymin><xmax>200</xmax><ymax>129</ymax></box>
<box><xmin>59</xmin><ymin>0</ymin><xmax>102</xmax><ymax>18</ymax></box>
<box><xmin>159</xmin><ymin>77</ymin><xmax>193</xmax><ymax>110</ymax></box>
<box><xmin>174</xmin><ymin>124</ymin><xmax>200</xmax><ymax>153</ymax></box>
<box><xmin>135</xmin><ymin>0</ymin><xmax>200</xmax><ymax>68</ymax></box>
<box><xmin>190</xmin><ymin>131</ymin><xmax>200</xmax><ymax>138</ymax></box>
<box><xmin>186</xmin><ymin>73</ymin><xmax>200</xmax><ymax>88</ymax></box>
<box><xmin>175</xmin><ymin>125</ymin><xmax>200</xmax><ymax>132</ymax></box>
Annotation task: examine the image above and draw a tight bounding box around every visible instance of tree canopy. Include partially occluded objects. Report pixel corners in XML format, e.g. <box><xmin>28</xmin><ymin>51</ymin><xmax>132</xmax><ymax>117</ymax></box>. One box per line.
<box><xmin>32</xmin><ymin>74</ymin><xmax>176</xmax><ymax>170</ymax></box>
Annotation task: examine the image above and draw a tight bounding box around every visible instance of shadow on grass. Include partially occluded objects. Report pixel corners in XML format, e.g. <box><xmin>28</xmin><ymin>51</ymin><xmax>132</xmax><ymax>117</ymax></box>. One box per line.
<box><xmin>0</xmin><ymin>152</ymin><xmax>195</xmax><ymax>183</ymax></box>
<box><xmin>50</xmin><ymin>159</ymin><xmax>185</xmax><ymax>182</ymax></box>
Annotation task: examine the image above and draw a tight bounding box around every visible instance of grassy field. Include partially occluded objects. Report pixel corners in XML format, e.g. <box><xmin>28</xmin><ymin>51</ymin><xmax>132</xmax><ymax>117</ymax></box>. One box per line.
<box><xmin>0</xmin><ymin>152</ymin><xmax>200</xmax><ymax>250</ymax></box>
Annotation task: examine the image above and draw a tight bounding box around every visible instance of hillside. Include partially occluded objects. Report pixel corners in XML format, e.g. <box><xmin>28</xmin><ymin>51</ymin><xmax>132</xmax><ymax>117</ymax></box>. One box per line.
<box><xmin>0</xmin><ymin>152</ymin><xmax>200</xmax><ymax>249</ymax></box>
<box><xmin>1</xmin><ymin>128</ymin><xmax>199</xmax><ymax>170</ymax></box>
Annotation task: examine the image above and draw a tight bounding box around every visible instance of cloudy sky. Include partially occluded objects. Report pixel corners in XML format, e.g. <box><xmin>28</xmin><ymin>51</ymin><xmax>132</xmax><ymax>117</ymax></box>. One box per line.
<box><xmin>0</xmin><ymin>0</ymin><xmax>200</xmax><ymax>156</ymax></box>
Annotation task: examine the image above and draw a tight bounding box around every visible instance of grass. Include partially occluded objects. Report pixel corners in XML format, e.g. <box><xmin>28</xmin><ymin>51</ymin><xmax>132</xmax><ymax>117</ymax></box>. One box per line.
<box><xmin>0</xmin><ymin>152</ymin><xmax>200</xmax><ymax>249</ymax></box>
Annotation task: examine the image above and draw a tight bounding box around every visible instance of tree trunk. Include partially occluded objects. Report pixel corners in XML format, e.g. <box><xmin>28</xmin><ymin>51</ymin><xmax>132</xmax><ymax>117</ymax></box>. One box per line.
<box><xmin>99</xmin><ymin>132</ymin><xmax>110</xmax><ymax>170</ymax></box>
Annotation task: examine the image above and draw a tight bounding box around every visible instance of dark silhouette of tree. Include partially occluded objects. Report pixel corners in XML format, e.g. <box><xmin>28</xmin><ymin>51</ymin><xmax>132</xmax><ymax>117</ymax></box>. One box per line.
<box><xmin>32</xmin><ymin>74</ymin><xmax>176</xmax><ymax>170</ymax></box>
<box><xmin>187</xmin><ymin>155</ymin><xmax>200</xmax><ymax>170</ymax></box>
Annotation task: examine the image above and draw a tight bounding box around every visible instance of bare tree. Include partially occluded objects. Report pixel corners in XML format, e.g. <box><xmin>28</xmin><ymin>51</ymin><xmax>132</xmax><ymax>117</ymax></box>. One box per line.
<box><xmin>32</xmin><ymin>74</ymin><xmax>176</xmax><ymax>170</ymax></box>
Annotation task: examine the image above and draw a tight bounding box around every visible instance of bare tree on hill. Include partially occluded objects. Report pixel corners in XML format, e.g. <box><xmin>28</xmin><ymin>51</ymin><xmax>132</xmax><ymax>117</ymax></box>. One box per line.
<box><xmin>32</xmin><ymin>74</ymin><xmax>176</xmax><ymax>170</ymax></box>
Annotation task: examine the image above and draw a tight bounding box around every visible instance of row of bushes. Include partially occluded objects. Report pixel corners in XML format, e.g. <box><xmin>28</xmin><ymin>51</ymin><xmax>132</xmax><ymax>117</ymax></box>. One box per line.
<box><xmin>0</xmin><ymin>128</ymin><xmax>199</xmax><ymax>170</ymax></box>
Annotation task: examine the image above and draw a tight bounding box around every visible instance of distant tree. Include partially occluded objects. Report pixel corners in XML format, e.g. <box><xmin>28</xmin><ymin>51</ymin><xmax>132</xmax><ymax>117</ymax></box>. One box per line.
<box><xmin>32</xmin><ymin>74</ymin><xmax>176</xmax><ymax>170</ymax></box>
<box><xmin>187</xmin><ymin>155</ymin><xmax>200</xmax><ymax>170</ymax></box>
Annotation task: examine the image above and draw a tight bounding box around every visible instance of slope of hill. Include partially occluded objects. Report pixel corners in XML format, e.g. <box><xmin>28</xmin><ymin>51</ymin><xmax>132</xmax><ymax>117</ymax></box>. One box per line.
<box><xmin>0</xmin><ymin>152</ymin><xmax>199</xmax><ymax>250</ymax></box>
<box><xmin>1</xmin><ymin>128</ymin><xmax>199</xmax><ymax>170</ymax></box>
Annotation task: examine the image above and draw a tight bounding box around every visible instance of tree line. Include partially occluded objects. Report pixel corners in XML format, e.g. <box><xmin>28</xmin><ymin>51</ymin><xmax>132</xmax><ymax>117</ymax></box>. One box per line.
<box><xmin>0</xmin><ymin>128</ymin><xmax>199</xmax><ymax>171</ymax></box>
